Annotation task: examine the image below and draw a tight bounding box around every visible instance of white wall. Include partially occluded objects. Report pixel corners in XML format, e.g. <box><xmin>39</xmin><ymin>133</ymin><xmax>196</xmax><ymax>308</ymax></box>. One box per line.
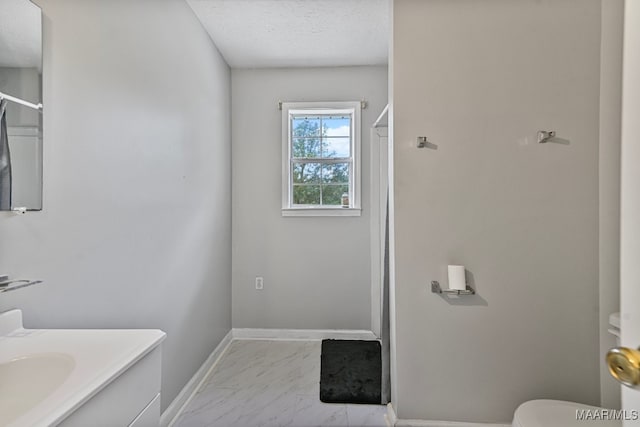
<box><xmin>599</xmin><ymin>0</ymin><xmax>623</xmax><ymax>410</ymax></box>
<box><xmin>231</xmin><ymin>66</ymin><xmax>387</xmax><ymax>330</ymax></box>
<box><xmin>391</xmin><ymin>0</ymin><xmax>601</xmax><ymax>422</ymax></box>
<box><xmin>0</xmin><ymin>0</ymin><xmax>232</xmax><ymax>413</ymax></box>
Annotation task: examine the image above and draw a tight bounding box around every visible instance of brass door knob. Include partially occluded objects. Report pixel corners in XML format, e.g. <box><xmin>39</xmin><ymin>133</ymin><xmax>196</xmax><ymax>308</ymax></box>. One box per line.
<box><xmin>606</xmin><ymin>347</ymin><xmax>640</xmax><ymax>387</ymax></box>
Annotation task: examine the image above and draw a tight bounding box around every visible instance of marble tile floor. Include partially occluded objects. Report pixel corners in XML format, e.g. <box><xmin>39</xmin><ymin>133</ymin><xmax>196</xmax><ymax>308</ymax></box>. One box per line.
<box><xmin>173</xmin><ymin>339</ymin><xmax>387</xmax><ymax>427</ymax></box>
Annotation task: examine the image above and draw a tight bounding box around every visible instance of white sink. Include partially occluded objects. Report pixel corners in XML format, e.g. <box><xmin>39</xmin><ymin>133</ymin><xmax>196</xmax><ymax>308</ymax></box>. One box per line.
<box><xmin>0</xmin><ymin>353</ymin><xmax>75</xmax><ymax>425</ymax></box>
<box><xmin>0</xmin><ymin>309</ymin><xmax>165</xmax><ymax>427</ymax></box>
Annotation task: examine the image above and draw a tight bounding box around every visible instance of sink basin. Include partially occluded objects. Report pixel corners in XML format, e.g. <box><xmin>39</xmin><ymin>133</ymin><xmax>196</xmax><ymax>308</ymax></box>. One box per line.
<box><xmin>0</xmin><ymin>353</ymin><xmax>75</xmax><ymax>426</ymax></box>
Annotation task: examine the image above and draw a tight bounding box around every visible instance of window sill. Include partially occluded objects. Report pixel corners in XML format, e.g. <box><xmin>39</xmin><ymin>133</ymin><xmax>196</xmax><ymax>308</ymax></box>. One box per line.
<box><xmin>282</xmin><ymin>208</ymin><xmax>362</xmax><ymax>217</ymax></box>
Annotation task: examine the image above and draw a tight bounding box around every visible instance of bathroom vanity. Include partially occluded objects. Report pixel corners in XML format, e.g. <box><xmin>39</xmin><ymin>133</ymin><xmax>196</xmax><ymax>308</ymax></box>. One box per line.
<box><xmin>0</xmin><ymin>309</ymin><xmax>166</xmax><ymax>427</ymax></box>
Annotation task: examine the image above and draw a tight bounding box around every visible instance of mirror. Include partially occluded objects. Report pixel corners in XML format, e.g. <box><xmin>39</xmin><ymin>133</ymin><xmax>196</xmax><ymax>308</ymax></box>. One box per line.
<box><xmin>0</xmin><ymin>0</ymin><xmax>42</xmax><ymax>211</ymax></box>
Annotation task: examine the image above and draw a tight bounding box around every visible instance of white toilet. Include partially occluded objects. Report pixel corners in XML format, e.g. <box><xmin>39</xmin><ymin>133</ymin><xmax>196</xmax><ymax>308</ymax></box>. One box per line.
<box><xmin>512</xmin><ymin>399</ymin><xmax>621</xmax><ymax>427</ymax></box>
<box><xmin>512</xmin><ymin>313</ymin><xmax>622</xmax><ymax>427</ymax></box>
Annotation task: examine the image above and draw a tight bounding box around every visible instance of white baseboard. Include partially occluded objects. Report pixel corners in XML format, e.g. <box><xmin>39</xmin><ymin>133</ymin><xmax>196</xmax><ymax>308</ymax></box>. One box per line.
<box><xmin>386</xmin><ymin>403</ymin><xmax>398</xmax><ymax>426</ymax></box>
<box><xmin>386</xmin><ymin>403</ymin><xmax>511</xmax><ymax>427</ymax></box>
<box><xmin>232</xmin><ymin>328</ymin><xmax>378</xmax><ymax>341</ymax></box>
<box><xmin>395</xmin><ymin>421</ymin><xmax>511</xmax><ymax>427</ymax></box>
<box><xmin>160</xmin><ymin>330</ymin><xmax>233</xmax><ymax>427</ymax></box>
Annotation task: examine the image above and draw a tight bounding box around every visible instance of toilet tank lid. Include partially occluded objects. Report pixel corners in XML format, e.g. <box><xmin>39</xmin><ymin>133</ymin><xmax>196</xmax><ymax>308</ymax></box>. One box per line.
<box><xmin>610</xmin><ymin>312</ymin><xmax>621</xmax><ymax>329</ymax></box>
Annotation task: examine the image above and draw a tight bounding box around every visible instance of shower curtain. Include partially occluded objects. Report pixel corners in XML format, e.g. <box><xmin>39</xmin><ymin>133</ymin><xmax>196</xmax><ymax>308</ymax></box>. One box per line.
<box><xmin>0</xmin><ymin>99</ymin><xmax>11</xmax><ymax>210</ymax></box>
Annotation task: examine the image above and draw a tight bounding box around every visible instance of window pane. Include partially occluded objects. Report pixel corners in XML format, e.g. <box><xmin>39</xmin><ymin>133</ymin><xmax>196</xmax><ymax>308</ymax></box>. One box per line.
<box><xmin>292</xmin><ymin>138</ymin><xmax>321</xmax><ymax>158</ymax></box>
<box><xmin>322</xmin><ymin>184</ymin><xmax>349</xmax><ymax>206</ymax></box>
<box><xmin>322</xmin><ymin>116</ymin><xmax>350</xmax><ymax>137</ymax></box>
<box><xmin>293</xmin><ymin>185</ymin><xmax>321</xmax><ymax>205</ymax></box>
<box><xmin>323</xmin><ymin>137</ymin><xmax>350</xmax><ymax>158</ymax></box>
<box><xmin>293</xmin><ymin>117</ymin><xmax>321</xmax><ymax>137</ymax></box>
<box><xmin>322</xmin><ymin>163</ymin><xmax>349</xmax><ymax>184</ymax></box>
<box><xmin>293</xmin><ymin>162</ymin><xmax>321</xmax><ymax>184</ymax></box>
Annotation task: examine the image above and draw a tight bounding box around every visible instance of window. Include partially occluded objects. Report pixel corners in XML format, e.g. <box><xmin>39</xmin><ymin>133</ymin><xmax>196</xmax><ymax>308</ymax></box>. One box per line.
<box><xmin>281</xmin><ymin>102</ymin><xmax>361</xmax><ymax>216</ymax></box>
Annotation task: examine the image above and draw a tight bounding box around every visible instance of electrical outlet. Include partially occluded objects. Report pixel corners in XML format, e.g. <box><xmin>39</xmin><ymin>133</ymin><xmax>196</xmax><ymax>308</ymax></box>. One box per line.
<box><xmin>255</xmin><ymin>277</ymin><xmax>264</xmax><ymax>290</ymax></box>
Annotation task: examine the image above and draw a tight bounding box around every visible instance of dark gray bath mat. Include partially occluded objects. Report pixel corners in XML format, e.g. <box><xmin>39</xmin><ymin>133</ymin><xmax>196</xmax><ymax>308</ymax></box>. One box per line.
<box><xmin>320</xmin><ymin>339</ymin><xmax>382</xmax><ymax>404</ymax></box>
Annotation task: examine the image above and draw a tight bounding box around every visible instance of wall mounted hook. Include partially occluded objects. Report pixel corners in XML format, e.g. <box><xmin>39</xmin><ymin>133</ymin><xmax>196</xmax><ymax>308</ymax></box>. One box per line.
<box><xmin>537</xmin><ymin>131</ymin><xmax>556</xmax><ymax>144</ymax></box>
<box><xmin>417</xmin><ymin>136</ymin><xmax>438</xmax><ymax>150</ymax></box>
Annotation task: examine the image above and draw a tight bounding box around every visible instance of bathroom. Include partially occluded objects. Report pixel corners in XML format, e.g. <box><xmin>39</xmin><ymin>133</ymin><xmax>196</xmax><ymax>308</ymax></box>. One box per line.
<box><xmin>1</xmin><ymin>0</ymin><xmax>639</xmax><ymax>426</ymax></box>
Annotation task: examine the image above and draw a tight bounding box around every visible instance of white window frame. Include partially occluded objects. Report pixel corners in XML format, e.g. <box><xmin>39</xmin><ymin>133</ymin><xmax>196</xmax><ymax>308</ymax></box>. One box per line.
<box><xmin>281</xmin><ymin>101</ymin><xmax>362</xmax><ymax>217</ymax></box>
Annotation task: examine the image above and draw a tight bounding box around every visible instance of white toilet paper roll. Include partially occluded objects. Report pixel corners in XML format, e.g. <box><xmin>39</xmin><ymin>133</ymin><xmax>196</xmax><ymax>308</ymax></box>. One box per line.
<box><xmin>448</xmin><ymin>265</ymin><xmax>466</xmax><ymax>290</ymax></box>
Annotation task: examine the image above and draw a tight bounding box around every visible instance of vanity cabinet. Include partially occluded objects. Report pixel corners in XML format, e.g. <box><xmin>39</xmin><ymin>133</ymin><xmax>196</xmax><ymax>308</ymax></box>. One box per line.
<box><xmin>59</xmin><ymin>347</ymin><xmax>162</xmax><ymax>427</ymax></box>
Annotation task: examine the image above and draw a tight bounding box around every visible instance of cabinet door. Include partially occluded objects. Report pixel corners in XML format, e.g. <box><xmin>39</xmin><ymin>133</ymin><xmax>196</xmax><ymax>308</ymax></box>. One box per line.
<box><xmin>129</xmin><ymin>394</ymin><xmax>160</xmax><ymax>427</ymax></box>
<box><xmin>59</xmin><ymin>348</ymin><xmax>161</xmax><ymax>427</ymax></box>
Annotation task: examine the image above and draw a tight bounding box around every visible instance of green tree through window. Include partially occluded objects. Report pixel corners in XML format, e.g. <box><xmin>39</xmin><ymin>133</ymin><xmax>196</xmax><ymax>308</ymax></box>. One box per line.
<box><xmin>291</xmin><ymin>115</ymin><xmax>350</xmax><ymax>206</ymax></box>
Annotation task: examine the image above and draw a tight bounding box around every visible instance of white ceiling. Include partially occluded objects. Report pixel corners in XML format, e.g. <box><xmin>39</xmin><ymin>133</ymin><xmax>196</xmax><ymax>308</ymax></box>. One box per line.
<box><xmin>186</xmin><ymin>0</ymin><xmax>389</xmax><ymax>68</ymax></box>
<box><xmin>0</xmin><ymin>0</ymin><xmax>41</xmax><ymax>69</ymax></box>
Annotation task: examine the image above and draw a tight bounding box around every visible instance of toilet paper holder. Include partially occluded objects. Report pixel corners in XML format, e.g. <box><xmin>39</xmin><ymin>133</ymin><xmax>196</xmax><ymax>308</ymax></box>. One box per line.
<box><xmin>431</xmin><ymin>280</ymin><xmax>475</xmax><ymax>296</ymax></box>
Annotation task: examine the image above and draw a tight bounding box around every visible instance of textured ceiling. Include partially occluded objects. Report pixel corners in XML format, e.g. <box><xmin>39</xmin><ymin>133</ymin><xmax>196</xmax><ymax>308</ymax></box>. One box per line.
<box><xmin>0</xmin><ymin>0</ymin><xmax>41</xmax><ymax>69</ymax></box>
<box><xmin>186</xmin><ymin>0</ymin><xmax>389</xmax><ymax>68</ymax></box>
